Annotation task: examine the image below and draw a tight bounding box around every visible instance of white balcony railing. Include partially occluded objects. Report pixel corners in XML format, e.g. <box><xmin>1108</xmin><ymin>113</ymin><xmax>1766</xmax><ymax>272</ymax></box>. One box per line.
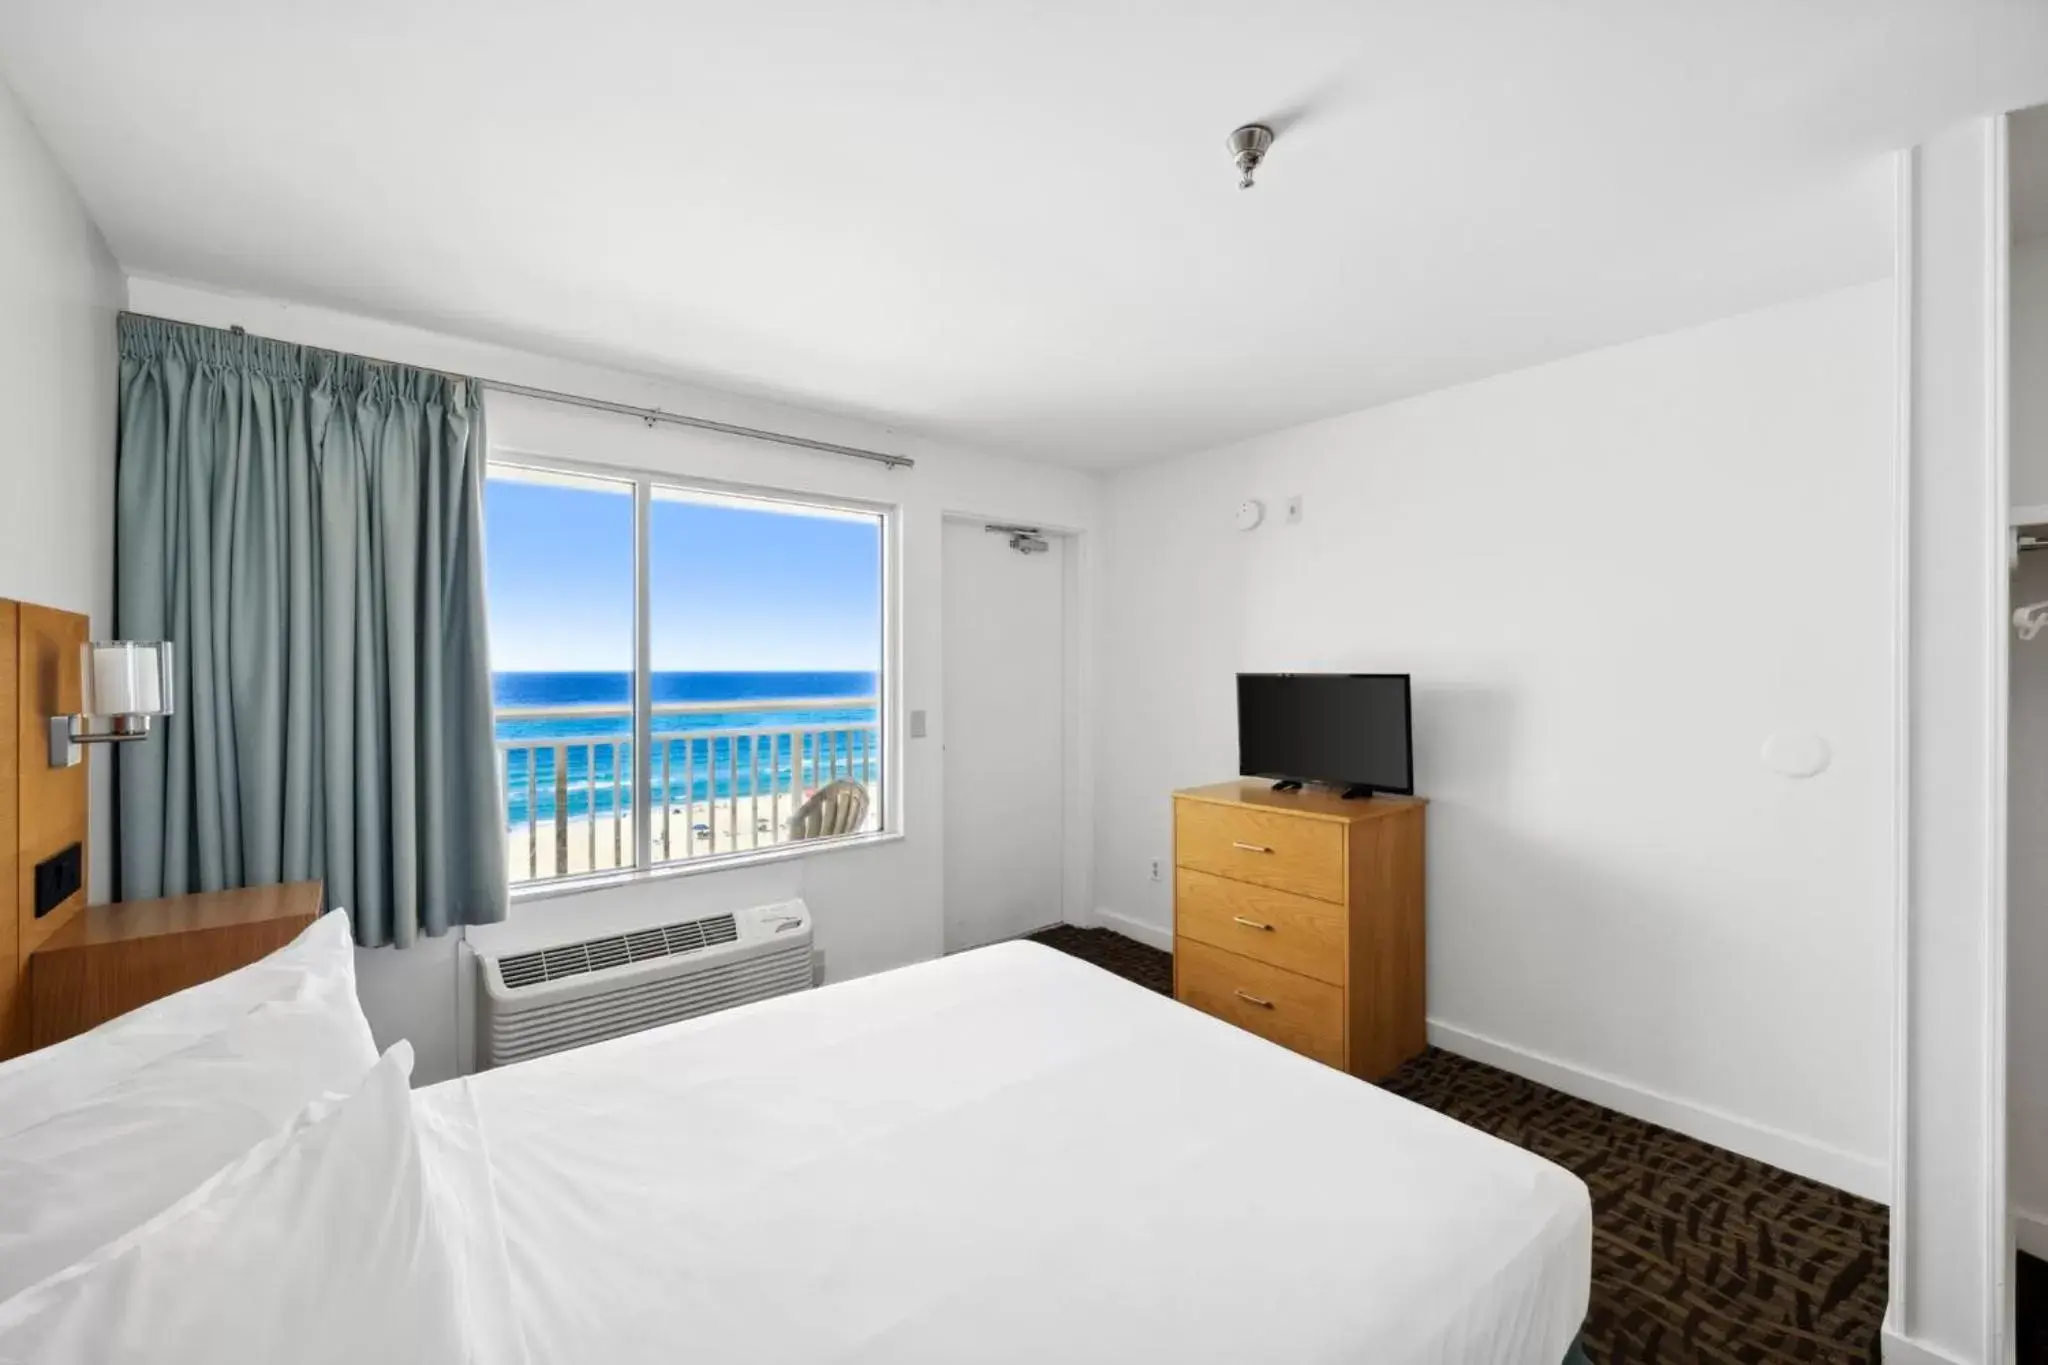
<box><xmin>496</xmin><ymin>696</ymin><xmax>880</xmax><ymax>885</ymax></box>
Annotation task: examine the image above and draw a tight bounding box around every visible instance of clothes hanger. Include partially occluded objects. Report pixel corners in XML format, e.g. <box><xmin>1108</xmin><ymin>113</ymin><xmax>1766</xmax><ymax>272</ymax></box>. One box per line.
<box><xmin>2016</xmin><ymin>601</ymin><xmax>2048</xmax><ymax>641</ymax></box>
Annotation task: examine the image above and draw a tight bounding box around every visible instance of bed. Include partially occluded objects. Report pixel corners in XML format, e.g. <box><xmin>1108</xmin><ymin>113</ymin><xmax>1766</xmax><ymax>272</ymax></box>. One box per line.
<box><xmin>416</xmin><ymin>940</ymin><xmax>1592</xmax><ymax>1364</ymax></box>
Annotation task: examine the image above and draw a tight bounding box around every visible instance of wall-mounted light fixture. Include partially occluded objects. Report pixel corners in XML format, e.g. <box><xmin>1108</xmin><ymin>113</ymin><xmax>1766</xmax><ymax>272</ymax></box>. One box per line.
<box><xmin>49</xmin><ymin>640</ymin><xmax>174</xmax><ymax>767</ymax></box>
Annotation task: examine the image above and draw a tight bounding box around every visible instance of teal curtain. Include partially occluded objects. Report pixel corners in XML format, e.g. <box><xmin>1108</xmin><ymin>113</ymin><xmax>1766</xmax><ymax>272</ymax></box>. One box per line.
<box><xmin>114</xmin><ymin>315</ymin><xmax>506</xmax><ymax>947</ymax></box>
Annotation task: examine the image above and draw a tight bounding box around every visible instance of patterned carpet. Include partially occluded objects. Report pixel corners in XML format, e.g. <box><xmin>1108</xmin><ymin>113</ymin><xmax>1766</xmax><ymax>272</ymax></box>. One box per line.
<box><xmin>1027</xmin><ymin>925</ymin><xmax>1890</xmax><ymax>1365</ymax></box>
<box><xmin>2025</xmin><ymin>1253</ymin><xmax>2048</xmax><ymax>1365</ymax></box>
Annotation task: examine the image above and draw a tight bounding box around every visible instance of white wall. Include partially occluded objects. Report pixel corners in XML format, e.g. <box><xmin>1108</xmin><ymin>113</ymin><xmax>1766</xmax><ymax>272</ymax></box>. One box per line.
<box><xmin>1095</xmin><ymin>280</ymin><xmax>1897</xmax><ymax>1198</ymax></box>
<box><xmin>0</xmin><ymin>73</ymin><xmax>122</xmax><ymax>899</ymax></box>
<box><xmin>2010</xmin><ymin>548</ymin><xmax>2048</xmax><ymax>1262</ymax></box>
<box><xmin>2010</xmin><ymin>234</ymin><xmax>2048</xmax><ymax>1261</ymax></box>
<box><xmin>2013</xmin><ymin>236</ymin><xmax>2048</xmax><ymax>513</ymax></box>
<box><xmin>125</xmin><ymin>276</ymin><xmax>1102</xmax><ymax>1086</ymax></box>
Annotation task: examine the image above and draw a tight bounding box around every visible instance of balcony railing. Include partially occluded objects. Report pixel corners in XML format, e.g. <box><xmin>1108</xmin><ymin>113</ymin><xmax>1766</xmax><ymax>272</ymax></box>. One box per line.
<box><xmin>497</xmin><ymin>696</ymin><xmax>881</xmax><ymax>885</ymax></box>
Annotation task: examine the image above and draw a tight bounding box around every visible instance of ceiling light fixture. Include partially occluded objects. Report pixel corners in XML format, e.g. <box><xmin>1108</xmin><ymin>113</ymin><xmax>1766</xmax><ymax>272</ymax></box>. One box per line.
<box><xmin>1226</xmin><ymin>124</ymin><xmax>1275</xmax><ymax>189</ymax></box>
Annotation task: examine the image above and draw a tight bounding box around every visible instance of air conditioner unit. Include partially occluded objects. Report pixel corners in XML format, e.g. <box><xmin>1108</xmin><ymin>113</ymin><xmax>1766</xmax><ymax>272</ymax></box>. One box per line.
<box><xmin>475</xmin><ymin>900</ymin><xmax>814</xmax><ymax>1069</ymax></box>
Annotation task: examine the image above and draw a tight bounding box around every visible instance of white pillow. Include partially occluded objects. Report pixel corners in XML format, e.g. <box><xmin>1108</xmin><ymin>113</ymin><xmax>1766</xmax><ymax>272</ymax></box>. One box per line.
<box><xmin>0</xmin><ymin>1044</ymin><xmax>487</xmax><ymax>1365</ymax></box>
<box><xmin>0</xmin><ymin>909</ymin><xmax>360</xmax><ymax>1138</ymax></box>
<box><xmin>0</xmin><ymin>969</ymin><xmax>378</xmax><ymax>1302</ymax></box>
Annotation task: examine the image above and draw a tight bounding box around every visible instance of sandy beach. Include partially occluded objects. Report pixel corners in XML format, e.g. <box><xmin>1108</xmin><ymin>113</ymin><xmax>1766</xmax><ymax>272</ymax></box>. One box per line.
<box><xmin>505</xmin><ymin>784</ymin><xmax>876</xmax><ymax>881</ymax></box>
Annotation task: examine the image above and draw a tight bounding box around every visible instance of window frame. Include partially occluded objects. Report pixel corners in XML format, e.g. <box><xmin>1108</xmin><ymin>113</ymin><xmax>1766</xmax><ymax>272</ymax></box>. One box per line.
<box><xmin>485</xmin><ymin>452</ymin><xmax>900</xmax><ymax>900</ymax></box>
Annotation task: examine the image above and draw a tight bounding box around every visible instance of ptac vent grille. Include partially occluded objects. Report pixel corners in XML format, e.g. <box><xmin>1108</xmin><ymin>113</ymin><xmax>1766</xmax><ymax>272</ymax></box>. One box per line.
<box><xmin>495</xmin><ymin>913</ymin><xmax>740</xmax><ymax>991</ymax></box>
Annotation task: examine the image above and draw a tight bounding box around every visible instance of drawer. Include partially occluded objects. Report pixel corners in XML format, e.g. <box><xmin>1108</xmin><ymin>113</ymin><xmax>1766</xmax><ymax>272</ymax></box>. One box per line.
<box><xmin>1174</xmin><ymin>867</ymin><xmax>1345</xmax><ymax>985</ymax></box>
<box><xmin>1174</xmin><ymin>799</ymin><xmax>1346</xmax><ymax>903</ymax></box>
<box><xmin>1174</xmin><ymin>939</ymin><xmax>1345</xmax><ymax>1068</ymax></box>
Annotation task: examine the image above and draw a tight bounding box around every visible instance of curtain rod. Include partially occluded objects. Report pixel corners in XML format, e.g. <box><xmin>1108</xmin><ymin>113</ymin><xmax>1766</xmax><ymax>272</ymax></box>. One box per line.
<box><xmin>480</xmin><ymin>379</ymin><xmax>913</xmax><ymax>469</ymax></box>
<box><xmin>120</xmin><ymin>311</ymin><xmax>915</xmax><ymax>471</ymax></box>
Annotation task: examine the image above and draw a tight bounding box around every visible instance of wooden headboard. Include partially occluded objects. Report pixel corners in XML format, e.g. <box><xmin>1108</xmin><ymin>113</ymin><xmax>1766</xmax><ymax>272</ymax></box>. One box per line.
<box><xmin>0</xmin><ymin>601</ymin><xmax>91</xmax><ymax>1059</ymax></box>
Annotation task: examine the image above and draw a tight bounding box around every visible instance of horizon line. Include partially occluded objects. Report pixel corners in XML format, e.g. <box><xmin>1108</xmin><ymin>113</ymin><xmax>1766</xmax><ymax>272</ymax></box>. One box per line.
<box><xmin>492</xmin><ymin>667</ymin><xmax>878</xmax><ymax>675</ymax></box>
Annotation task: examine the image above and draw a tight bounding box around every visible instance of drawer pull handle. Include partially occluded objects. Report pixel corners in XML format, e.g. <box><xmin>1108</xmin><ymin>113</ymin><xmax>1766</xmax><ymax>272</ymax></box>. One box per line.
<box><xmin>1231</xmin><ymin>841</ymin><xmax>1273</xmax><ymax>854</ymax></box>
<box><xmin>1232</xmin><ymin>915</ymin><xmax>1275</xmax><ymax>932</ymax></box>
<box><xmin>1233</xmin><ymin>989</ymin><xmax>1274</xmax><ymax>1009</ymax></box>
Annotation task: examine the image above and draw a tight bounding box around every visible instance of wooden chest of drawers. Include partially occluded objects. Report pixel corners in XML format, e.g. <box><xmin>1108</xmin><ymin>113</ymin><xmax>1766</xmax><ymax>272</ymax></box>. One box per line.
<box><xmin>1171</xmin><ymin>780</ymin><xmax>1426</xmax><ymax>1080</ymax></box>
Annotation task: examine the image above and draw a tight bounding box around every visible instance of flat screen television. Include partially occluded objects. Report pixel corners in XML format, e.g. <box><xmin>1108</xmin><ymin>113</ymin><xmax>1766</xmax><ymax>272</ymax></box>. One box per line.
<box><xmin>1236</xmin><ymin>673</ymin><xmax>1413</xmax><ymax>798</ymax></box>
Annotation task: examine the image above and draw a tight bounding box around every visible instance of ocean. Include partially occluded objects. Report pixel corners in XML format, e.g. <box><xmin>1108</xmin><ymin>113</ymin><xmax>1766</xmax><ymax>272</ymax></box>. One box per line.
<box><xmin>495</xmin><ymin>671</ymin><xmax>878</xmax><ymax>829</ymax></box>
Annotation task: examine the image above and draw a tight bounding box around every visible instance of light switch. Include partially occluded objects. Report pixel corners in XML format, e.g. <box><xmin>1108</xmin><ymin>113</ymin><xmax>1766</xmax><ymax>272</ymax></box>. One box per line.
<box><xmin>910</xmin><ymin>709</ymin><xmax>928</xmax><ymax>738</ymax></box>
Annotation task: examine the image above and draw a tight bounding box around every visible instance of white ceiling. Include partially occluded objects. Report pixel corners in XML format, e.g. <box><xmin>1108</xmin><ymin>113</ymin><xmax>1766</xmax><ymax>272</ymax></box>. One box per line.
<box><xmin>3</xmin><ymin>2</ymin><xmax>2046</xmax><ymax>468</ymax></box>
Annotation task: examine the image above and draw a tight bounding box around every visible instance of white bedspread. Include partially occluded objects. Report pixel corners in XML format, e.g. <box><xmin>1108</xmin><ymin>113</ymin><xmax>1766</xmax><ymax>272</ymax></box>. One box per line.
<box><xmin>417</xmin><ymin>941</ymin><xmax>1589</xmax><ymax>1364</ymax></box>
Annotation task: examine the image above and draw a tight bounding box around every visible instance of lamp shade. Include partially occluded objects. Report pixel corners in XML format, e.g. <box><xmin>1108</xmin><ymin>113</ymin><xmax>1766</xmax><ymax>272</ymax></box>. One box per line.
<box><xmin>79</xmin><ymin>641</ymin><xmax>174</xmax><ymax>718</ymax></box>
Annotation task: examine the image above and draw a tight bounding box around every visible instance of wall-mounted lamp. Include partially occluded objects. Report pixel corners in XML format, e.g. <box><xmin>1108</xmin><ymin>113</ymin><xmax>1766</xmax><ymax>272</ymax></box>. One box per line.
<box><xmin>49</xmin><ymin>640</ymin><xmax>174</xmax><ymax>767</ymax></box>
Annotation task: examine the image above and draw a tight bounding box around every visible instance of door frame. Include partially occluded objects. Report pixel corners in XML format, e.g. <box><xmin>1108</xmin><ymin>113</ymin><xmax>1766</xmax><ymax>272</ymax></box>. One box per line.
<box><xmin>1883</xmin><ymin>116</ymin><xmax>2014</xmax><ymax>1364</ymax></box>
<box><xmin>937</xmin><ymin>511</ymin><xmax>1094</xmax><ymax>942</ymax></box>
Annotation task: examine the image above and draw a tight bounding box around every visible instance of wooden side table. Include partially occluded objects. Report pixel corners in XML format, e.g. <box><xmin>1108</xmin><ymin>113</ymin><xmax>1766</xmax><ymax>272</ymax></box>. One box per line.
<box><xmin>28</xmin><ymin>882</ymin><xmax>325</xmax><ymax>1048</ymax></box>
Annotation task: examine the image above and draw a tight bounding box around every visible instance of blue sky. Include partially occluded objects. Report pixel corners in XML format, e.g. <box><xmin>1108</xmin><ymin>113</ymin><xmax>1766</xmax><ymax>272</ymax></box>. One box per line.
<box><xmin>484</xmin><ymin>475</ymin><xmax>882</xmax><ymax>673</ymax></box>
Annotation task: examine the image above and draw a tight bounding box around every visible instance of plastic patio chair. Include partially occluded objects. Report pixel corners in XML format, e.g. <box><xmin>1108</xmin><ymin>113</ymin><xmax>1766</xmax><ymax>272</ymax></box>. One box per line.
<box><xmin>788</xmin><ymin>780</ymin><xmax>870</xmax><ymax>841</ymax></box>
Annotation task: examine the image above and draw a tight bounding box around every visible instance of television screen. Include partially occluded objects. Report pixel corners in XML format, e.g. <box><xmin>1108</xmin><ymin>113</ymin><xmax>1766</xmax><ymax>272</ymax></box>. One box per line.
<box><xmin>1236</xmin><ymin>673</ymin><xmax>1413</xmax><ymax>796</ymax></box>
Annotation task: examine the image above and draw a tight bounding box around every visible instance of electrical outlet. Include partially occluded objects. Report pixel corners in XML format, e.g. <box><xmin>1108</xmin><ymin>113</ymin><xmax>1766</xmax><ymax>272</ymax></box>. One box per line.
<box><xmin>1285</xmin><ymin>495</ymin><xmax>1303</xmax><ymax>524</ymax></box>
<box><xmin>1148</xmin><ymin>859</ymin><xmax>1162</xmax><ymax>882</ymax></box>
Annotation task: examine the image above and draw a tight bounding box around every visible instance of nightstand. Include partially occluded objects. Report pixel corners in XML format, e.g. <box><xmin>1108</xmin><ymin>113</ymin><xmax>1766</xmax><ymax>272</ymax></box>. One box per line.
<box><xmin>27</xmin><ymin>882</ymin><xmax>324</xmax><ymax>1048</ymax></box>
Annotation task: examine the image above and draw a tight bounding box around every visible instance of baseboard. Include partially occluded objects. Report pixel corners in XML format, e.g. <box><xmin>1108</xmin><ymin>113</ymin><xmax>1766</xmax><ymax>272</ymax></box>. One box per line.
<box><xmin>1092</xmin><ymin>908</ymin><xmax>1173</xmax><ymax>953</ymax></box>
<box><xmin>1427</xmin><ymin>1019</ymin><xmax>1888</xmax><ymax>1202</ymax></box>
<box><xmin>2017</xmin><ymin>1205</ymin><xmax>2048</xmax><ymax>1260</ymax></box>
<box><xmin>1880</xmin><ymin>1326</ymin><xmax>1974</xmax><ymax>1365</ymax></box>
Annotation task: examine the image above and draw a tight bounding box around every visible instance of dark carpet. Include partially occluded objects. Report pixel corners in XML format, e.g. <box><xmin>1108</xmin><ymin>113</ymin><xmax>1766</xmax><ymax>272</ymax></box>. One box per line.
<box><xmin>1028</xmin><ymin>924</ymin><xmax>1890</xmax><ymax>1365</ymax></box>
<box><xmin>2023</xmin><ymin>1253</ymin><xmax>2048</xmax><ymax>1365</ymax></box>
<box><xmin>1029</xmin><ymin>924</ymin><xmax>1174</xmax><ymax>994</ymax></box>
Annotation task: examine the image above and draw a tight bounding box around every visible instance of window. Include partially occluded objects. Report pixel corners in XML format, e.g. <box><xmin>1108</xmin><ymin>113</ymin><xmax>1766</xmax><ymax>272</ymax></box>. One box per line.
<box><xmin>485</xmin><ymin>463</ymin><xmax>887</xmax><ymax>887</ymax></box>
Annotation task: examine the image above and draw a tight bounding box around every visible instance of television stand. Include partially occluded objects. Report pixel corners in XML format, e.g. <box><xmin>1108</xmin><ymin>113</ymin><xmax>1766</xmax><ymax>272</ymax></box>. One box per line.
<box><xmin>1338</xmin><ymin>785</ymin><xmax>1376</xmax><ymax>801</ymax></box>
<box><xmin>1270</xmin><ymin>779</ymin><xmax>1304</xmax><ymax>792</ymax></box>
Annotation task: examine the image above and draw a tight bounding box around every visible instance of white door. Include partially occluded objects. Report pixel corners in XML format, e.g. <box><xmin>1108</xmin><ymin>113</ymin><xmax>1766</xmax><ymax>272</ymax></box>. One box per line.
<box><xmin>942</xmin><ymin>520</ymin><xmax>1066</xmax><ymax>951</ymax></box>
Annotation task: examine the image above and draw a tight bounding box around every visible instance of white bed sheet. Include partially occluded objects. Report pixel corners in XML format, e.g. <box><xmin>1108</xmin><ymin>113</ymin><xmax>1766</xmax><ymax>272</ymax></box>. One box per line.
<box><xmin>417</xmin><ymin>941</ymin><xmax>1589</xmax><ymax>1365</ymax></box>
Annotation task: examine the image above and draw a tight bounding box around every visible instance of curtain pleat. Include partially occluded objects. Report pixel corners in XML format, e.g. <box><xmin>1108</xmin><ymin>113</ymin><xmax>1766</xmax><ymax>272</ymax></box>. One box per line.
<box><xmin>115</xmin><ymin>315</ymin><xmax>507</xmax><ymax>947</ymax></box>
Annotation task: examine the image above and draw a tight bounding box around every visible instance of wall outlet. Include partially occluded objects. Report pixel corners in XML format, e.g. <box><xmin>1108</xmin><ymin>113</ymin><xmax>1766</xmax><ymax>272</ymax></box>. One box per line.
<box><xmin>1285</xmin><ymin>494</ymin><xmax>1303</xmax><ymax>524</ymax></box>
<box><xmin>1149</xmin><ymin>859</ymin><xmax>1162</xmax><ymax>882</ymax></box>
